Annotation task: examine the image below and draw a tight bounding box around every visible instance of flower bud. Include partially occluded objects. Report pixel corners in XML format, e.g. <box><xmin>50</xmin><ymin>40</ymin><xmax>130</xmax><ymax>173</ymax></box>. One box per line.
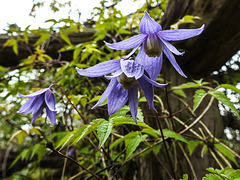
<box><xmin>117</xmin><ymin>73</ymin><xmax>138</xmax><ymax>89</ymax></box>
<box><xmin>143</xmin><ymin>34</ymin><xmax>162</xmax><ymax>57</ymax></box>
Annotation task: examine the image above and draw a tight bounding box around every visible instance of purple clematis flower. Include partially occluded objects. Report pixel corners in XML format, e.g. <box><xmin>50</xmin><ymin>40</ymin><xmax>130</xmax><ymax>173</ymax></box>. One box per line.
<box><xmin>76</xmin><ymin>59</ymin><xmax>166</xmax><ymax>123</ymax></box>
<box><xmin>18</xmin><ymin>88</ymin><xmax>57</xmax><ymax>124</ymax></box>
<box><xmin>105</xmin><ymin>11</ymin><xmax>204</xmax><ymax>80</ymax></box>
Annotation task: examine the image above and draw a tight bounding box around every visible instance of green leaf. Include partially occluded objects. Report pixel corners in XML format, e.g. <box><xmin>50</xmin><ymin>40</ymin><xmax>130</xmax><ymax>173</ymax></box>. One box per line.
<box><xmin>228</xmin><ymin>170</ymin><xmax>240</xmax><ymax>180</ymax></box>
<box><xmin>193</xmin><ymin>89</ymin><xmax>207</xmax><ymax>111</ymax></box>
<box><xmin>97</xmin><ymin>119</ymin><xmax>113</xmax><ymax>147</ymax></box>
<box><xmin>172</xmin><ymin>89</ymin><xmax>186</xmax><ymax>98</ymax></box>
<box><xmin>202</xmin><ymin>174</ymin><xmax>222</xmax><ymax>180</ymax></box>
<box><xmin>125</xmin><ymin>134</ymin><xmax>148</xmax><ymax>159</ymax></box>
<box><xmin>187</xmin><ymin>140</ymin><xmax>201</xmax><ymax>156</ymax></box>
<box><xmin>141</xmin><ymin>128</ymin><xmax>159</xmax><ymax>138</ymax></box>
<box><xmin>34</xmin><ymin>34</ymin><xmax>50</xmax><ymax>46</ymax></box>
<box><xmin>59</xmin><ymin>31</ymin><xmax>72</xmax><ymax>45</ymax></box>
<box><xmin>220</xmin><ymin>84</ymin><xmax>240</xmax><ymax>94</ymax></box>
<box><xmin>172</xmin><ymin>82</ymin><xmax>199</xmax><ymax>89</ymax></box>
<box><xmin>162</xmin><ymin>129</ymin><xmax>188</xmax><ymax>143</ymax></box>
<box><xmin>208</xmin><ymin>89</ymin><xmax>240</xmax><ymax>118</ymax></box>
<box><xmin>0</xmin><ymin>65</ymin><xmax>8</xmax><ymax>72</ymax></box>
<box><xmin>3</xmin><ymin>38</ymin><xmax>18</xmax><ymax>55</ymax></box>
<box><xmin>181</xmin><ymin>174</ymin><xmax>188</xmax><ymax>180</ymax></box>
<box><xmin>214</xmin><ymin>143</ymin><xmax>238</xmax><ymax>166</ymax></box>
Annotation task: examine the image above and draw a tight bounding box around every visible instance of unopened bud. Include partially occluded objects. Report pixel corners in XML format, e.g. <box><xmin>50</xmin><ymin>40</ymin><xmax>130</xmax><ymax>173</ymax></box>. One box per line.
<box><xmin>117</xmin><ymin>73</ymin><xmax>138</xmax><ymax>89</ymax></box>
<box><xmin>143</xmin><ymin>34</ymin><xmax>162</xmax><ymax>57</ymax></box>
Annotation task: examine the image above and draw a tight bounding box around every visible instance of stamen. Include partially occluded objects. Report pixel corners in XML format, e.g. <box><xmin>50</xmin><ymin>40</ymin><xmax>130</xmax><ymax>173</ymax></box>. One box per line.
<box><xmin>143</xmin><ymin>34</ymin><xmax>162</xmax><ymax>57</ymax></box>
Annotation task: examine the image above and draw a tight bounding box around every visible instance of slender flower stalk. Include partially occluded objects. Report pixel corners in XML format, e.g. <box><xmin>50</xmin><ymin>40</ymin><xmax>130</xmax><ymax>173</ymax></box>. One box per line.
<box><xmin>18</xmin><ymin>88</ymin><xmax>57</xmax><ymax>124</ymax></box>
<box><xmin>105</xmin><ymin>11</ymin><xmax>204</xmax><ymax>80</ymax></box>
<box><xmin>76</xmin><ymin>58</ymin><xmax>167</xmax><ymax>123</ymax></box>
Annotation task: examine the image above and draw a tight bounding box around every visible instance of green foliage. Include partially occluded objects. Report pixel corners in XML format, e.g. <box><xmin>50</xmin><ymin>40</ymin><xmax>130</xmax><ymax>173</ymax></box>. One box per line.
<box><xmin>204</xmin><ymin>167</ymin><xmax>240</xmax><ymax>180</ymax></box>
<box><xmin>1</xmin><ymin>1</ymin><xmax>240</xmax><ymax>180</ymax></box>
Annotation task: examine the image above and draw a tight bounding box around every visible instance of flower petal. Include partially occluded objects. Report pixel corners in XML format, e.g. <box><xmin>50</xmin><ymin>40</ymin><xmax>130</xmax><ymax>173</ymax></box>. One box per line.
<box><xmin>30</xmin><ymin>94</ymin><xmax>45</xmax><ymax>115</ymax></box>
<box><xmin>46</xmin><ymin>107</ymin><xmax>57</xmax><ymax>124</ymax></box>
<box><xmin>120</xmin><ymin>59</ymin><xmax>144</xmax><ymax>79</ymax></box>
<box><xmin>128</xmin><ymin>85</ymin><xmax>138</xmax><ymax>123</ymax></box>
<box><xmin>104</xmin><ymin>34</ymin><xmax>146</xmax><ymax>50</ymax></box>
<box><xmin>92</xmin><ymin>78</ymin><xmax>119</xmax><ymax>109</ymax></box>
<box><xmin>31</xmin><ymin>107</ymin><xmax>43</xmax><ymax>124</ymax></box>
<box><xmin>18</xmin><ymin>98</ymin><xmax>36</xmax><ymax>115</ymax></box>
<box><xmin>76</xmin><ymin>59</ymin><xmax>121</xmax><ymax>77</ymax></box>
<box><xmin>138</xmin><ymin>76</ymin><xmax>157</xmax><ymax>112</ymax></box>
<box><xmin>18</xmin><ymin>88</ymin><xmax>48</xmax><ymax>98</ymax></box>
<box><xmin>108</xmin><ymin>83</ymin><xmax>128</xmax><ymax>115</ymax></box>
<box><xmin>159</xmin><ymin>37</ymin><xmax>184</xmax><ymax>56</ymax></box>
<box><xmin>163</xmin><ymin>44</ymin><xmax>187</xmax><ymax>78</ymax></box>
<box><xmin>45</xmin><ymin>90</ymin><xmax>56</xmax><ymax>111</ymax></box>
<box><xmin>142</xmin><ymin>74</ymin><xmax>167</xmax><ymax>87</ymax></box>
<box><xmin>139</xmin><ymin>11</ymin><xmax>162</xmax><ymax>34</ymax></box>
<box><xmin>159</xmin><ymin>25</ymin><xmax>205</xmax><ymax>41</ymax></box>
<box><xmin>136</xmin><ymin>46</ymin><xmax>163</xmax><ymax>81</ymax></box>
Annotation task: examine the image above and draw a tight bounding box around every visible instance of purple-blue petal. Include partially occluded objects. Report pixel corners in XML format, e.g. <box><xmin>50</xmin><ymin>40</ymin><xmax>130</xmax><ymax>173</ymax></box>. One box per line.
<box><xmin>162</xmin><ymin>44</ymin><xmax>187</xmax><ymax>78</ymax></box>
<box><xmin>128</xmin><ymin>85</ymin><xmax>138</xmax><ymax>123</ymax></box>
<box><xmin>31</xmin><ymin>94</ymin><xmax>45</xmax><ymax>115</ymax></box>
<box><xmin>45</xmin><ymin>90</ymin><xmax>56</xmax><ymax>111</ymax></box>
<box><xmin>92</xmin><ymin>78</ymin><xmax>119</xmax><ymax>109</ymax></box>
<box><xmin>18</xmin><ymin>98</ymin><xmax>36</xmax><ymax>115</ymax></box>
<box><xmin>31</xmin><ymin>107</ymin><xmax>43</xmax><ymax>124</ymax></box>
<box><xmin>120</xmin><ymin>59</ymin><xmax>144</xmax><ymax>79</ymax></box>
<box><xmin>46</xmin><ymin>107</ymin><xmax>57</xmax><ymax>124</ymax></box>
<box><xmin>159</xmin><ymin>37</ymin><xmax>185</xmax><ymax>56</ymax></box>
<box><xmin>76</xmin><ymin>59</ymin><xmax>121</xmax><ymax>77</ymax></box>
<box><xmin>142</xmin><ymin>75</ymin><xmax>167</xmax><ymax>87</ymax></box>
<box><xmin>139</xmin><ymin>11</ymin><xmax>162</xmax><ymax>34</ymax></box>
<box><xmin>138</xmin><ymin>76</ymin><xmax>157</xmax><ymax>112</ymax></box>
<box><xmin>18</xmin><ymin>88</ymin><xmax>48</xmax><ymax>98</ymax></box>
<box><xmin>135</xmin><ymin>46</ymin><xmax>163</xmax><ymax>81</ymax></box>
<box><xmin>108</xmin><ymin>83</ymin><xmax>128</xmax><ymax>115</ymax></box>
<box><xmin>159</xmin><ymin>25</ymin><xmax>205</xmax><ymax>41</ymax></box>
<box><xmin>104</xmin><ymin>34</ymin><xmax>146</xmax><ymax>50</ymax></box>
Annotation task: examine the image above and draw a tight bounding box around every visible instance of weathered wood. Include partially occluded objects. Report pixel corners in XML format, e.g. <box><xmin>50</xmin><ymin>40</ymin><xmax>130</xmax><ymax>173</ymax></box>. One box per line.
<box><xmin>0</xmin><ymin>31</ymin><xmax>95</xmax><ymax>67</ymax></box>
<box><xmin>161</xmin><ymin>0</ymin><xmax>240</xmax><ymax>78</ymax></box>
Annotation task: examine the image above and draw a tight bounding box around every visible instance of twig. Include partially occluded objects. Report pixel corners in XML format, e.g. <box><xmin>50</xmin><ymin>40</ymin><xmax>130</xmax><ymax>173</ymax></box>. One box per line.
<box><xmin>46</xmin><ymin>142</ymin><xmax>101</xmax><ymax>179</ymax></box>
<box><xmin>179</xmin><ymin>96</ymin><xmax>215</xmax><ymax>134</ymax></box>
<box><xmin>155</xmin><ymin>112</ymin><xmax>177</xmax><ymax>179</ymax></box>
<box><xmin>178</xmin><ymin>142</ymin><xmax>198</xmax><ymax>180</ymax></box>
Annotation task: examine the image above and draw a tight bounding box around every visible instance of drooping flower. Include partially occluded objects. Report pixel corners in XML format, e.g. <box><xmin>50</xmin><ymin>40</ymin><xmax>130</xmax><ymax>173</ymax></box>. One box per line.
<box><xmin>104</xmin><ymin>11</ymin><xmax>204</xmax><ymax>80</ymax></box>
<box><xmin>18</xmin><ymin>88</ymin><xmax>57</xmax><ymax>124</ymax></box>
<box><xmin>76</xmin><ymin>58</ymin><xmax>166</xmax><ymax>123</ymax></box>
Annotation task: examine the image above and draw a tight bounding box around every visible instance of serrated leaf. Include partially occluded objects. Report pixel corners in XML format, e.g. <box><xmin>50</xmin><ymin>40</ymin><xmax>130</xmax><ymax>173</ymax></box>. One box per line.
<box><xmin>208</xmin><ymin>90</ymin><xmax>240</xmax><ymax>118</ymax></box>
<box><xmin>172</xmin><ymin>82</ymin><xmax>200</xmax><ymax>89</ymax></box>
<box><xmin>220</xmin><ymin>84</ymin><xmax>240</xmax><ymax>94</ymax></box>
<box><xmin>125</xmin><ymin>134</ymin><xmax>148</xmax><ymax>159</ymax></box>
<box><xmin>193</xmin><ymin>89</ymin><xmax>207</xmax><ymax>111</ymax></box>
<box><xmin>162</xmin><ymin>129</ymin><xmax>188</xmax><ymax>143</ymax></box>
<box><xmin>202</xmin><ymin>174</ymin><xmax>222</xmax><ymax>180</ymax></box>
<box><xmin>97</xmin><ymin>119</ymin><xmax>113</xmax><ymax>147</ymax></box>
<box><xmin>187</xmin><ymin>140</ymin><xmax>201</xmax><ymax>156</ymax></box>
<box><xmin>228</xmin><ymin>170</ymin><xmax>240</xmax><ymax>180</ymax></box>
<box><xmin>214</xmin><ymin>143</ymin><xmax>238</xmax><ymax>166</ymax></box>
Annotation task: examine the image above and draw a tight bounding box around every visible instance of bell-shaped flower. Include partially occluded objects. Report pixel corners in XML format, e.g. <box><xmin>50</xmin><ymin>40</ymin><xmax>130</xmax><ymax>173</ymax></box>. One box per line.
<box><xmin>18</xmin><ymin>88</ymin><xmax>57</xmax><ymax>124</ymax></box>
<box><xmin>104</xmin><ymin>11</ymin><xmax>204</xmax><ymax>80</ymax></box>
<box><xmin>76</xmin><ymin>59</ymin><xmax>166</xmax><ymax>123</ymax></box>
